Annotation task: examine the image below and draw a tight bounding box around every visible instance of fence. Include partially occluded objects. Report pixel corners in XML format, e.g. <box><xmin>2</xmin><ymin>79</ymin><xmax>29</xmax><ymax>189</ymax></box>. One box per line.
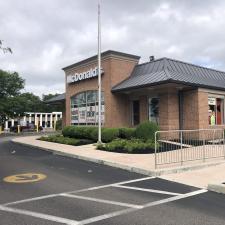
<box><xmin>155</xmin><ymin>129</ymin><xmax>225</xmax><ymax>169</ymax></box>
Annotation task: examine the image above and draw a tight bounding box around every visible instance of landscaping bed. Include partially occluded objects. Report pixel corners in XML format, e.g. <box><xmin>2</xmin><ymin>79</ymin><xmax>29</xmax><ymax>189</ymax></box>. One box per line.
<box><xmin>39</xmin><ymin>135</ymin><xmax>93</xmax><ymax>146</ymax></box>
<box><xmin>39</xmin><ymin>121</ymin><xmax>159</xmax><ymax>153</ymax></box>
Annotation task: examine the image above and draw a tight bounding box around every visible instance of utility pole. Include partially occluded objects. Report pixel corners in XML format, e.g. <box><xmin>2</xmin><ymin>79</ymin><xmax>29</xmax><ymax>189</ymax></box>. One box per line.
<box><xmin>97</xmin><ymin>0</ymin><xmax>102</xmax><ymax>144</ymax></box>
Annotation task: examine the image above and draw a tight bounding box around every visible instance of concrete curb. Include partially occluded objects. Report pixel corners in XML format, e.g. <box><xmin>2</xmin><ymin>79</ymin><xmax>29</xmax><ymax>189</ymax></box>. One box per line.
<box><xmin>208</xmin><ymin>183</ymin><xmax>225</xmax><ymax>194</ymax></box>
<box><xmin>11</xmin><ymin>138</ymin><xmax>225</xmax><ymax>177</ymax></box>
<box><xmin>11</xmin><ymin>139</ymin><xmax>156</xmax><ymax>176</ymax></box>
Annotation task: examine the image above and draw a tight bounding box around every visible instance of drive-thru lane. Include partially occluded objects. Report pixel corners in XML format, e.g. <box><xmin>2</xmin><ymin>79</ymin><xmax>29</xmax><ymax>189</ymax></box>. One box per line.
<box><xmin>0</xmin><ymin>136</ymin><xmax>225</xmax><ymax>225</ymax></box>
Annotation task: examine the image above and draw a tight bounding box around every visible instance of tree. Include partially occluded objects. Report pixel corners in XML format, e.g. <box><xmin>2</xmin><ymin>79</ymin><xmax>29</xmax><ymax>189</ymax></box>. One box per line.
<box><xmin>0</xmin><ymin>70</ymin><xmax>24</xmax><ymax>98</ymax></box>
<box><xmin>0</xmin><ymin>70</ymin><xmax>25</xmax><ymax>125</ymax></box>
<box><xmin>0</xmin><ymin>40</ymin><xmax>12</xmax><ymax>54</ymax></box>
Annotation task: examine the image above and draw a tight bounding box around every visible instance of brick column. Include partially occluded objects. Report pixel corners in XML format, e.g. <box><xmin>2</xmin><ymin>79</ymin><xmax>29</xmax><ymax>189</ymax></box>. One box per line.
<box><xmin>159</xmin><ymin>92</ymin><xmax>179</xmax><ymax>130</ymax></box>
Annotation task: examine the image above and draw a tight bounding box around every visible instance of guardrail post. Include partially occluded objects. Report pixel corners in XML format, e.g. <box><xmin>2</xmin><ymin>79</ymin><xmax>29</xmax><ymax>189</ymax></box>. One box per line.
<box><xmin>180</xmin><ymin>131</ymin><xmax>183</xmax><ymax>166</ymax></box>
<box><xmin>155</xmin><ymin>131</ymin><xmax>157</xmax><ymax>169</ymax></box>
<box><xmin>203</xmin><ymin>130</ymin><xmax>206</xmax><ymax>162</ymax></box>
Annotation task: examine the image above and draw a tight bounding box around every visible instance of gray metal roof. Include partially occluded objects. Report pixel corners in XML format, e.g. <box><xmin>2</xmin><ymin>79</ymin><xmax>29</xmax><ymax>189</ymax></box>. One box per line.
<box><xmin>112</xmin><ymin>58</ymin><xmax>225</xmax><ymax>92</ymax></box>
<box><xmin>45</xmin><ymin>93</ymin><xmax>65</xmax><ymax>103</ymax></box>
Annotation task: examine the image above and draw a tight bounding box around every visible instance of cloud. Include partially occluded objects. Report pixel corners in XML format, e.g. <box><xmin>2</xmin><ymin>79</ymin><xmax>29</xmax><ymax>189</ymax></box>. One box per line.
<box><xmin>1</xmin><ymin>0</ymin><xmax>225</xmax><ymax>97</ymax></box>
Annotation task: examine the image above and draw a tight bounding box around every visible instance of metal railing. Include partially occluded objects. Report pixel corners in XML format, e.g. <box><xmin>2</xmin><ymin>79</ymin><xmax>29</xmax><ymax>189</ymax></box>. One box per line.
<box><xmin>155</xmin><ymin>129</ymin><xmax>225</xmax><ymax>169</ymax></box>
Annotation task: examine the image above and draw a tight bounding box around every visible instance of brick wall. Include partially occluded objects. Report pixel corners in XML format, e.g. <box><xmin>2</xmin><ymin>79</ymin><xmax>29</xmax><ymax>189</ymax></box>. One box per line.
<box><xmin>64</xmin><ymin>54</ymin><xmax>139</xmax><ymax>127</ymax></box>
<box><xmin>159</xmin><ymin>92</ymin><xmax>179</xmax><ymax>131</ymax></box>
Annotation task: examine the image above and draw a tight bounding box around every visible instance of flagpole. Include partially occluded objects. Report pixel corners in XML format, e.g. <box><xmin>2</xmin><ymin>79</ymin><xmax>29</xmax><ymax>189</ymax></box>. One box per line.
<box><xmin>97</xmin><ymin>0</ymin><xmax>102</xmax><ymax>143</ymax></box>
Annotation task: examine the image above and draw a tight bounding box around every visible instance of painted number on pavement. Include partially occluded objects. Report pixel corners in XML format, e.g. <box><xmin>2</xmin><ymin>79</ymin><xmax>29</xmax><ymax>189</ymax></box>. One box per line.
<box><xmin>3</xmin><ymin>173</ymin><xmax>46</xmax><ymax>183</ymax></box>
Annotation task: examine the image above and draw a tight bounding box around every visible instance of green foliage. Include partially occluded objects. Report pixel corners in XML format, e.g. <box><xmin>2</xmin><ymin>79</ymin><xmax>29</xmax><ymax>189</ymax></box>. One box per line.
<box><xmin>0</xmin><ymin>69</ymin><xmax>25</xmax><ymax>124</ymax></box>
<box><xmin>118</xmin><ymin>128</ymin><xmax>136</xmax><ymax>139</ymax></box>
<box><xmin>101</xmin><ymin>128</ymin><xmax>119</xmax><ymax>142</ymax></box>
<box><xmin>97</xmin><ymin>138</ymin><xmax>155</xmax><ymax>154</ymax></box>
<box><xmin>56</xmin><ymin>119</ymin><xmax>62</xmax><ymax>130</ymax></box>
<box><xmin>90</xmin><ymin>128</ymin><xmax>98</xmax><ymax>142</ymax></box>
<box><xmin>62</xmin><ymin>126</ymin><xmax>119</xmax><ymax>143</ymax></box>
<box><xmin>39</xmin><ymin>135</ymin><xmax>93</xmax><ymax>146</ymax></box>
<box><xmin>135</xmin><ymin>121</ymin><xmax>159</xmax><ymax>141</ymax></box>
<box><xmin>62</xmin><ymin>126</ymin><xmax>98</xmax><ymax>140</ymax></box>
<box><xmin>0</xmin><ymin>70</ymin><xmax>24</xmax><ymax>98</ymax></box>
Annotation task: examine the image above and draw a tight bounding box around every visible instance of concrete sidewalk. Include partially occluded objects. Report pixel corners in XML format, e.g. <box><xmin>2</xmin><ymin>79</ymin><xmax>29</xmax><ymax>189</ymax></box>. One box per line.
<box><xmin>11</xmin><ymin>135</ymin><xmax>225</xmax><ymax>190</ymax></box>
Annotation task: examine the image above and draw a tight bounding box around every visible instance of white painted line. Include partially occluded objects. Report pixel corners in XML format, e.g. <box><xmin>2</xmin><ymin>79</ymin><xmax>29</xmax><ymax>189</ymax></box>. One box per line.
<box><xmin>3</xmin><ymin>176</ymin><xmax>151</xmax><ymax>206</ymax></box>
<box><xmin>143</xmin><ymin>189</ymin><xmax>208</xmax><ymax>207</ymax></box>
<box><xmin>116</xmin><ymin>176</ymin><xmax>155</xmax><ymax>185</ymax></box>
<box><xmin>78</xmin><ymin>207</ymin><xmax>136</xmax><ymax>225</ymax></box>
<box><xmin>78</xmin><ymin>189</ymin><xmax>208</xmax><ymax>225</ymax></box>
<box><xmin>0</xmin><ymin>205</ymin><xmax>78</xmax><ymax>225</ymax></box>
<box><xmin>3</xmin><ymin>194</ymin><xmax>60</xmax><ymax>206</ymax></box>
<box><xmin>68</xmin><ymin>176</ymin><xmax>155</xmax><ymax>194</ymax></box>
<box><xmin>61</xmin><ymin>193</ymin><xmax>143</xmax><ymax>209</ymax></box>
<box><xmin>113</xmin><ymin>184</ymin><xmax>182</xmax><ymax>196</ymax></box>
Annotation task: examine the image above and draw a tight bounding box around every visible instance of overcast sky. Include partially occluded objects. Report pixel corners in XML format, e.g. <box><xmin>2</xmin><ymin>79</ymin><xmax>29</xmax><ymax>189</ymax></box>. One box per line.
<box><xmin>1</xmin><ymin>0</ymin><xmax>225</xmax><ymax>97</ymax></box>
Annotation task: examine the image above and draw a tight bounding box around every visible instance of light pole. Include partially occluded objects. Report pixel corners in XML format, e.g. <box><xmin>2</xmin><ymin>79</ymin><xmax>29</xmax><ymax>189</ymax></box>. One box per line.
<box><xmin>97</xmin><ymin>0</ymin><xmax>102</xmax><ymax>144</ymax></box>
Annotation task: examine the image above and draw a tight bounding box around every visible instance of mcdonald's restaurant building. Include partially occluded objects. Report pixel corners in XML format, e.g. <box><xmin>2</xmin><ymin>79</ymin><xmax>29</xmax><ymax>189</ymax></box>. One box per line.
<box><xmin>61</xmin><ymin>50</ymin><xmax>225</xmax><ymax>131</ymax></box>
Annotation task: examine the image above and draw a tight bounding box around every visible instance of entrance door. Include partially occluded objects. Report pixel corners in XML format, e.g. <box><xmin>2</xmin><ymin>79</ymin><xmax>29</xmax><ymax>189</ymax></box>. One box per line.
<box><xmin>132</xmin><ymin>100</ymin><xmax>140</xmax><ymax>126</ymax></box>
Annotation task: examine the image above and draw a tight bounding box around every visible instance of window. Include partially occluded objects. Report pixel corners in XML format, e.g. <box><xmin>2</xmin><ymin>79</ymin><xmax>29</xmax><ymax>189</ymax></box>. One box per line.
<box><xmin>71</xmin><ymin>91</ymin><xmax>104</xmax><ymax>125</ymax></box>
<box><xmin>149</xmin><ymin>97</ymin><xmax>159</xmax><ymax>124</ymax></box>
<box><xmin>208</xmin><ymin>97</ymin><xmax>224</xmax><ymax>125</ymax></box>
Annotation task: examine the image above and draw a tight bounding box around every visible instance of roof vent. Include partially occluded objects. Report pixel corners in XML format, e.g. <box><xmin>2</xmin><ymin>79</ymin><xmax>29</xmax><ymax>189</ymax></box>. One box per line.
<box><xmin>149</xmin><ymin>56</ymin><xmax>155</xmax><ymax>62</ymax></box>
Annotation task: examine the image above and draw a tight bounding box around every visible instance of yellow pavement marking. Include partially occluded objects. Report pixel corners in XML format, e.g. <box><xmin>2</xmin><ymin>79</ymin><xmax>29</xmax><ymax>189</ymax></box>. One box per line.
<box><xmin>3</xmin><ymin>173</ymin><xmax>46</xmax><ymax>183</ymax></box>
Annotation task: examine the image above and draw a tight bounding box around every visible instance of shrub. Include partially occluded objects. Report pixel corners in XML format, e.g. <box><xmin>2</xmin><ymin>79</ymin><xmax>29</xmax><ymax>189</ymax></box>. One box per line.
<box><xmin>39</xmin><ymin>135</ymin><xmax>93</xmax><ymax>146</ymax></box>
<box><xmin>98</xmin><ymin>138</ymin><xmax>155</xmax><ymax>154</ymax></box>
<box><xmin>135</xmin><ymin>121</ymin><xmax>159</xmax><ymax>141</ymax></box>
<box><xmin>56</xmin><ymin>119</ymin><xmax>62</xmax><ymax>130</ymax></box>
<box><xmin>62</xmin><ymin>126</ymin><xmax>120</xmax><ymax>142</ymax></box>
<box><xmin>119</xmin><ymin>128</ymin><xmax>136</xmax><ymax>139</ymax></box>
<box><xmin>101</xmin><ymin>128</ymin><xmax>119</xmax><ymax>142</ymax></box>
<box><xmin>90</xmin><ymin>128</ymin><xmax>98</xmax><ymax>142</ymax></box>
<box><xmin>62</xmin><ymin>126</ymin><xmax>97</xmax><ymax>140</ymax></box>
<box><xmin>62</xmin><ymin>126</ymin><xmax>74</xmax><ymax>137</ymax></box>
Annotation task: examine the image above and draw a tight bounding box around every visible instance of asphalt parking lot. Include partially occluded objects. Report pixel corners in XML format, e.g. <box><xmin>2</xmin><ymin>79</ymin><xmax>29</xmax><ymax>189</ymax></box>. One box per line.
<box><xmin>0</xmin><ymin>136</ymin><xmax>225</xmax><ymax>225</ymax></box>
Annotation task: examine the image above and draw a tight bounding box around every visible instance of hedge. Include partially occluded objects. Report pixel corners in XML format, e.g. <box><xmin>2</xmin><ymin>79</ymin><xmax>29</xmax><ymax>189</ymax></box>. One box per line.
<box><xmin>135</xmin><ymin>121</ymin><xmax>159</xmax><ymax>141</ymax></box>
<box><xmin>118</xmin><ymin>128</ymin><xmax>136</xmax><ymax>139</ymax></box>
<box><xmin>62</xmin><ymin>121</ymin><xmax>159</xmax><ymax>143</ymax></box>
<box><xmin>62</xmin><ymin>126</ymin><xmax>120</xmax><ymax>143</ymax></box>
<box><xmin>101</xmin><ymin>128</ymin><xmax>119</xmax><ymax>142</ymax></box>
<box><xmin>97</xmin><ymin>138</ymin><xmax>155</xmax><ymax>154</ymax></box>
<box><xmin>39</xmin><ymin>135</ymin><xmax>93</xmax><ymax>146</ymax></box>
<box><xmin>62</xmin><ymin>126</ymin><xmax>97</xmax><ymax>140</ymax></box>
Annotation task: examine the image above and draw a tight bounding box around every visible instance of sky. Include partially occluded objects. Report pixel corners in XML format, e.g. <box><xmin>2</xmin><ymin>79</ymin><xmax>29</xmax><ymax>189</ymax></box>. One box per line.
<box><xmin>1</xmin><ymin>0</ymin><xmax>225</xmax><ymax>97</ymax></box>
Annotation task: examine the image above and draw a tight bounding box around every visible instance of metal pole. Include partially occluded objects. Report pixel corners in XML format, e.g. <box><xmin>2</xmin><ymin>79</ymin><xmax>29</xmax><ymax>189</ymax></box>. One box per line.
<box><xmin>97</xmin><ymin>0</ymin><xmax>102</xmax><ymax>144</ymax></box>
<box><xmin>203</xmin><ymin>130</ymin><xmax>206</xmax><ymax>162</ymax></box>
<box><xmin>155</xmin><ymin>131</ymin><xmax>157</xmax><ymax>169</ymax></box>
<box><xmin>180</xmin><ymin>131</ymin><xmax>183</xmax><ymax>166</ymax></box>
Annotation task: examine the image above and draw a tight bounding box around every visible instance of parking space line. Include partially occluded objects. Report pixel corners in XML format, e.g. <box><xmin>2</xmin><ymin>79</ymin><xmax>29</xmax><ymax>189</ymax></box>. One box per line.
<box><xmin>68</xmin><ymin>176</ymin><xmax>155</xmax><ymax>194</ymax></box>
<box><xmin>0</xmin><ymin>205</ymin><xmax>79</xmax><ymax>225</ymax></box>
<box><xmin>2</xmin><ymin>176</ymin><xmax>151</xmax><ymax>206</ymax></box>
<box><xmin>61</xmin><ymin>193</ymin><xmax>143</xmax><ymax>209</ymax></box>
<box><xmin>143</xmin><ymin>189</ymin><xmax>208</xmax><ymax>207</ymax></box>
<box><xmin>77</xmin><ymin>189</ymin><xmax>208</xmax><ymax>225</ymax></box>
<box><xmin>115</xmin><ymin>176</ymin><xmax>155</xmax><ymax>185</ymax></box>
<box><xmin>113</xmin><ymin>184</ymin><xmax>182</xmax><ymax>196</ymax></box>
<box><xmin>3</xmin><ymin>193</ymin><xmax>61</xmax><ymax>206</ymax></box>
